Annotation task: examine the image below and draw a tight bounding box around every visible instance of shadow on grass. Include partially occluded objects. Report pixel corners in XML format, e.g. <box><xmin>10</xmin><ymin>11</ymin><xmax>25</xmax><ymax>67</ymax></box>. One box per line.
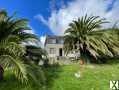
<box><xmin>99</xmin><ymin>57</ymin><xmax>119</xmax><ymax>65</ymax></box>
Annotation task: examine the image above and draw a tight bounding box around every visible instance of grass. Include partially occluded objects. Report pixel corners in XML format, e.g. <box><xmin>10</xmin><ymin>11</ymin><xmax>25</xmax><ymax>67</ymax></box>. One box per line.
<box><xmin>0</xmin><ymin>69</ymin><xmax>45</xmax><ymax>90</ymax></box>
<box><xmin>46</xmin><ymin>63</ymin><xmax>119</xmax><ymax>90</ymax></box>
<box><xmin>1</xmin><ymin>61</ymin><xmax>119</xmax><ymax>90</ymax></box>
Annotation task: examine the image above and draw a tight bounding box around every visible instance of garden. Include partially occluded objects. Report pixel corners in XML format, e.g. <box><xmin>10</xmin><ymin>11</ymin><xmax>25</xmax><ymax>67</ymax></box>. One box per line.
<box><xmin>0</xmin><ymin>10</ymin><xmax>119</xmax><ymax>90</ymax></box>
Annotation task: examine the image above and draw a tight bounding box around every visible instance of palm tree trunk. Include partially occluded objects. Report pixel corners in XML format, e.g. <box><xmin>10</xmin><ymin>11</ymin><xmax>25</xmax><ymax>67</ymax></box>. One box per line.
<box><xmin>0</xmin><ymin>65</ymin><xmax>4</xmax><ymax>81</ymax></box>
<box><xmin>80</xmin><ymin>49</ymin><xmax>91</xmax><ymax>64</ymax></box>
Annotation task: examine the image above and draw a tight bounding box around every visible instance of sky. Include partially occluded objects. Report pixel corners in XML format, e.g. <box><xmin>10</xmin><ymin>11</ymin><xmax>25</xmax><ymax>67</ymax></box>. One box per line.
<box><xmin>0</xmin><ymin>0</ymin><xmax>119</xmax><ymax>43</ymax></box>
<box><xmin>39</xmin><ymin>0</ymin><xmax>119</xmax><ymax>35</ymax></box>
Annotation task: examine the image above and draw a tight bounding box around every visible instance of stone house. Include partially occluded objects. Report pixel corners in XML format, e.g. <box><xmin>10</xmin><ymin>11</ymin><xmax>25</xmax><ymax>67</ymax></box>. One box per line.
<box><xmin>44</xmin><ymin>35</ymin><xmax>78</xmax><ymax>60</ymax></box>
<box><xmin>44</xmin><ymin>35</ymin><xmax>64</xmax><ymax>59</ymax></box>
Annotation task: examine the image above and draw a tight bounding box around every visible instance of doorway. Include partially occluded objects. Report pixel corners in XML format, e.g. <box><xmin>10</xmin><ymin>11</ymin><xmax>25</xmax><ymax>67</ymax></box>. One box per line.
<box><xmin>59</xmin><ymin>48</ymin><xmax>62</xmax><ymax>56</ymax></box>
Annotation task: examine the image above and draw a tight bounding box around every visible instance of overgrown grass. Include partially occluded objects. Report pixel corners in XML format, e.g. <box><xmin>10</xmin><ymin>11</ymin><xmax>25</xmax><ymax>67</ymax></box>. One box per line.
<box><xmin>46</xmin><ymin>63</ymin><xmax>119</xmax><ymax>90</ymax></box>
<box><xmin>1</xmin><ymin>61</ymin><xmax>119</xmax><ymax>90</ymax></box>
<box><xmin>0</xmin><ymin>69</ymin><xmax>46</xmax><ymax>90</ymax></box>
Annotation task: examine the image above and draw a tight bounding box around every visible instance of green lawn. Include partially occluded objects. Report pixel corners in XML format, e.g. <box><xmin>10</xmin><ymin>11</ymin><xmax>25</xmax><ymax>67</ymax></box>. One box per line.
<box><xmin>0</xmin><ymin>63</ymin><xmax>119</xmax><ymax>90</ymax></box>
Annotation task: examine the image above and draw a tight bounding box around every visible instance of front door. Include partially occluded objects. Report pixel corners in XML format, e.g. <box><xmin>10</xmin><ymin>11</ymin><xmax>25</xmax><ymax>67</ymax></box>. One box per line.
<box><xmin>59</xmin><ymin>48</ymin><xmax>62</xmax><ymax>56</ymax></box>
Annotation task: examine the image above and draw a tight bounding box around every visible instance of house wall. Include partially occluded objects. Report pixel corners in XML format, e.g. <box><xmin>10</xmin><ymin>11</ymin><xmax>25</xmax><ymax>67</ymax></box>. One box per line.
<box><xmin>45</xmin><ymin>44</ymin><xmax>64</xmax><ymax>58</ymax></box>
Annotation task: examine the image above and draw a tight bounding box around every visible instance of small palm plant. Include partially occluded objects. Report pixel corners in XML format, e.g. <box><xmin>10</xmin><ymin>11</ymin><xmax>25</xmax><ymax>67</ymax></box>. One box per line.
<box><xmin>64</xmin><ymin>15</ymin><xmax>119</xmax><ymax>63</ymax></box>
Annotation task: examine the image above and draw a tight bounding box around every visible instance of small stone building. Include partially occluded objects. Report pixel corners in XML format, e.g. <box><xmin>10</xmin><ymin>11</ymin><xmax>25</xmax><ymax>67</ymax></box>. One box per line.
<box><xmin>45</xmin><ymin>35</ymin><xmax>65</xmax><ymax>59</ymax></box>
<box><xmin>44</xmin><ymin>35</ymin><xmax>80</xmax><ymax>60</ymax></box>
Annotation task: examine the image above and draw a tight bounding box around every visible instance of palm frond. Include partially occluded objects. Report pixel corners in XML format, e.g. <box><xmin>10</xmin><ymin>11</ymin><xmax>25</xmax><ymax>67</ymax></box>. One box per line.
<box><xmin>26</xmin><ymin>64</ymin><xmax>46</xmax><ymax>85</ymax></box>
<box><xmin>0</xmin><ymin>55</ymin><xmax>28</xmax><ymax>83</ymax></box>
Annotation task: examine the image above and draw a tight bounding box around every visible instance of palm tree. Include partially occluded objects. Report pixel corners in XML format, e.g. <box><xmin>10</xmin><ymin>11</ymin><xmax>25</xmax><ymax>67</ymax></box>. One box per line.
<box><xmin>0</xmin><ymin>10</ymin><xmax>46</xmax><ymax>84</ymax></box>
<box><xmin>0</xmin><ymin>40</ymin><xmax>28</xmax><ymax>82</ymax></box>
<box><xmin>25</xmin><ymin>45</ymin><xmax>48</xmax><ymax>65</ymax></box>
<box><xmin>0</xmin><ymin>10</ymin><xmax>37</xmax><ymax>41</ymax></box>
<box><xmin>64</xmin><ymin>15</ymin><xmax>119</xmax><ymax>63</ymax></box>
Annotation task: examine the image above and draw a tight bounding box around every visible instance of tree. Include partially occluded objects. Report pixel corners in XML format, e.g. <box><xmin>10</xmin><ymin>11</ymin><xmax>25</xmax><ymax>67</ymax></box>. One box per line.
<box><xmin>0</xmin><ymin>10</ymin><xmax>46</xmax><ymax>84</ymax></box>
<box><xmin>0</xmin><ymin>40</ymin><xmax>28</xmax><ymax>82</ymax></box>
<box><xmin>25</xmin><ymin>45</ymin><xmax>48</xmax><ymax>65</ymax></box>
<box><xmin>64</xmin><ymin>15</ymin><xmax>119</xmax><ymax>63</ymax></box>
<box><xmin>0</xmin><ymin>10</ymin><xmax>37</xmax><ymax>42</ymax></box>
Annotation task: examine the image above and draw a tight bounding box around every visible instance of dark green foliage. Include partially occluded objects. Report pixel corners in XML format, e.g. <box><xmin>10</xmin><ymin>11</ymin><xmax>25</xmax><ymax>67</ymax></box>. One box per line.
<box><xmin>25</xmin><ymin>45</ymin><xmax>48</xmax><ymax>65</ymax></box>
<box><xmin>64</xmin><ymin>15</ymin><xmax>119</xmax><ymax>63</ymax></box>
<box><xmin>0</xmin><ymin>10</ymin><xmax>46</xmax><ymax>84</ymax></box>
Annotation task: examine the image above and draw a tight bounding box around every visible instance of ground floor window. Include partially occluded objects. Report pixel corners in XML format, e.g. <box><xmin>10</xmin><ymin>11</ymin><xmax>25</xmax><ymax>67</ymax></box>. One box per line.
<box><xmin>49</xmin><ymin>48</ymin><xmax>55</xmax><ymax>54</ymax></box>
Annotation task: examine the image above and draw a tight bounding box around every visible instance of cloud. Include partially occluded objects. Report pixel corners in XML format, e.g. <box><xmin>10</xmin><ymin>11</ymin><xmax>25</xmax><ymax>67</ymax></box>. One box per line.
<box><xmin>22</xmin><ymin>39</ymin><xmax>42</xmax><ymax>47</ymax></box>
<box><xmin>36</xmin><ymin>0</ymin><xmax>119</xmax><ymax>35</ymax></box>
<box><xmin>40</xmin><ymin>35</ymin><xmax>46</xmax><ymax>46</ymax></box>
<box><xmin>22</xmin><ymin>26</ymin><xmax>43</xmax><ymax>47</ymax></box>
<box><xmin>35</xmin><ymin>15</ymin><xmax>48</xmax><ymax>26</ymax></box>
<box><xmin>23</xmin><ymin>25</ymin><xmax>35</xmax><ymax>34</ymax></box>
<box><xmin>24</xmin><ymin>30</ymin><xmax>35</xmax><ymax>34</ymax></box>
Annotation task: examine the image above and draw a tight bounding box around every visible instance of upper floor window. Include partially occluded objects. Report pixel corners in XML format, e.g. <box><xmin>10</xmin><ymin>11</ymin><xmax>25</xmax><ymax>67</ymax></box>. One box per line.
<box><xmin>56</xmin><ymin>39</ymin><xmax>64</xmax><ymax>44</ymax></box>
<box><xmin>58</xmin><ymin>39</ymin><xmax>64</xmax><ymax>44</ymax></box>
<box><xmin>48</xmin><ymin>38</ymin><xmax>64</xmax><ymax>44</ymax></box>
<box><xmin>49</xmin><ymin>39</ymin><xmax>56</xmax><ymax>44</ymax></box>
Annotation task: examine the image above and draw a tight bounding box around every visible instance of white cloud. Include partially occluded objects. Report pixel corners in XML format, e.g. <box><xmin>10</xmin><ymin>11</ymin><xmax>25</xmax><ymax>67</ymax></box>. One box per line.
<box><xmin>22</xmin><ymin>26</ymin><xmax>43</xmax><ymax>47</ymax></box>
<box><xmin>35</xmin><ymin>15</ymin><xmax>48</xmax><ymax>26</ymax></box>
<box><xmin>36</xmin><ymin>0</ymin><xmax>119</xmax><ymax>35</ymax></box>
<box><xmin>40</xmin><ymin>35</ymin><xmax>46</xmax><ymax>46</ymax></box>
<box><xmin>22</xmin><ymin>38</ymin><xmax>43</xmax><ymax>47</ymax></box>
<box><xmin>24</xmin><ymin>30</ymin><xmax>35</xmax><ymax>34</ymax></box>
<box><xmin>23</xmin><ymin>25</ymin><xmax>35</xmax><ymax>34</ymax></box>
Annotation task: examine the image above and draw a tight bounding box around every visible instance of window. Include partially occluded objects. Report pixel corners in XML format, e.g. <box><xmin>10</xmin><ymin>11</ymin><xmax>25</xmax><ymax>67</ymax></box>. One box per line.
<box><xmin>49</xmin><ymin>48</ymin><xmax>55</xmax><ymax>54</ymax></box>
<box><xmin>49</xmin><ymin>39</ymin><xmax>56</xmax><ymax>44</ymax></box>
<box><xmin>57</xmin><ymin>39</ymin><xmax>64</xmax><ymax>44</ymax></box>
<box><xmin>59</xmin><ymin>39</ymin><xmax>64</xmax><ymax>44</ymax></box>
